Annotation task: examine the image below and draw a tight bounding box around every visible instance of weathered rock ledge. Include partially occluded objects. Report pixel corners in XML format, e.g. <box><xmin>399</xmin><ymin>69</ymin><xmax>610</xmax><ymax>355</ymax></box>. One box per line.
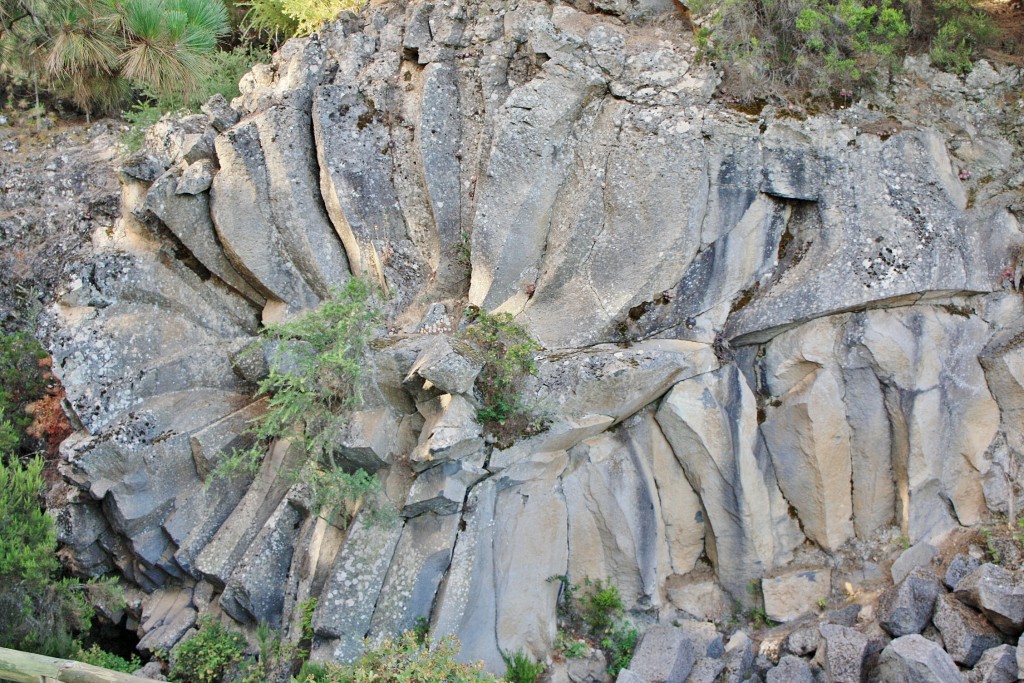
<box><xmin>36</xmin><ymin>0</ymin><xmax>1024</xmax><ymax>674</ymax></box>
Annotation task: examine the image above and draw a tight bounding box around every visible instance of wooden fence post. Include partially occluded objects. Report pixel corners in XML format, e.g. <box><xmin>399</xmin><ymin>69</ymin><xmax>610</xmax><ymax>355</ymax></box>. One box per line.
<box><xmin>0</xmin><ymin>647</ymin><xmax>154</xmax><ymax>683</ymax></box>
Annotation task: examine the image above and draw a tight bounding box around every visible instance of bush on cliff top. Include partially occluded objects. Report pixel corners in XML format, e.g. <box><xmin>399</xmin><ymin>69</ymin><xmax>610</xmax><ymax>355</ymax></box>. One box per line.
<box><xmin>691</xmin><ymin>0</ymin><xmax>1004</xmax><ymax>101</ymax></box>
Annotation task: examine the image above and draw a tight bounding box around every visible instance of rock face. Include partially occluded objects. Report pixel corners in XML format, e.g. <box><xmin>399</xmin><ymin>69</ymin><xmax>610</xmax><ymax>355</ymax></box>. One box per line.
<box><xmin>39</xmin><ymin>0</ymin><xmax>1024</xmax><ymax>673</ymax></box>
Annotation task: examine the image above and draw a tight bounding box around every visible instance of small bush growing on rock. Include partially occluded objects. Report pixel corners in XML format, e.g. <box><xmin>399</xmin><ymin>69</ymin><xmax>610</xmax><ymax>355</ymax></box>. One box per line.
<box><xmin>503</xmin><ymin>649</ymin><xmax>545</xmax><ymax>683</ymax></box>
<box><xmin>239</xmin><ymin>0</ymin><xmax>365</xmax><ymax>39</ymax></box>
<box><xmin>169</xmin><ymin>617</ymin><xmax>248</xmax><ymax>683</ymax></box>
<box><xmin>461</xmin><ymin>307</ymin><xmax>545</xmax><ymax>447</ymax></box>
<box><xmin>251</xmin><ymin>278</ymin><xmax>382</xmax><ymax>458</ymax></box>
<box><xmin>0</xmin><ymin>454</ymin><xmax>108</xmax><ymax>658</ymax></box>
<box><xmin>292</xmin><ymin>630</ymin><xmax>500</xmax><ymax>683</ymax></box>
<box><xmin>549</xmin><ymin>575</ymin><xmax>638</xmax><ymax>677</ymax></box>
<box><xmin>75</xmin><ymin>643</ymin><xmax>142</xmax><ymax>673</ymax></box>
<box><xmin>211</xmin><ymin>280</ymin><xmax>393</xmax><ymax>526</ymax></box>
<box><xmin>0</xmin><ymin>330</ymin><xmax>48</xmax><ymax>452</ymax></box>
<box><xmin>690</xmin><ymin>0</ymin><xmax>1002</xmax><ymax>101</ymax></box>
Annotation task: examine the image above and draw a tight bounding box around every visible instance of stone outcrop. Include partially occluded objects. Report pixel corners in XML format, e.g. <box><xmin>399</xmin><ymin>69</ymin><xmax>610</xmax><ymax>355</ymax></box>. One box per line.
<box><xmin>33</xmin><ymin>0</ymin><xmax>1024</xmax><ymax>674</ymax></box>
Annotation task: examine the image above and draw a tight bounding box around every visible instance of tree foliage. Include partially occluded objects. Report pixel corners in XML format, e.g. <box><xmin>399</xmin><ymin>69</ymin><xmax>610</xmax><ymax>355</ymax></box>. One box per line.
<box><xmin>0</xmin><ymin>0</ymin><xmax>229</xmax><ymax>114</ymax></box>
<box><xmin>238</xmin><ymin>0</ymin><xmax>365</xmax><ymax>41</ymax></box>
<box><xmin>690</xmin><ymin>0</ymin><xmax>1002</xmax><ymax>101</ymax></box>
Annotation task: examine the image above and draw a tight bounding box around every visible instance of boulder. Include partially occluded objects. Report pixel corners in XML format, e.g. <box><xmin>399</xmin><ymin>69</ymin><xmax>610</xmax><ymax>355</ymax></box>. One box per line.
<box><xmin>876</xmin><ymin>634</ymin><xmax>965</xmax><ymax>683</ymax></box>
<box><xmin>666</xmin><ymin>573</ymin><xmax>731</xmax><ymax>622</ymax></box>
<box><xmin>410</xmin><ymin>394</ymin><xmax>484</xmax><ymax>470</ymax></box>
<box><xmin>402</xmin><ymin>455</ymin><xmax>487</xmax><ymax>517</ymax></box>
<box><xmin>945</xmin><ymin>554</ymin><xmax>983</xmax><ymax>590</ymax></box>
<box><xmin>719</xmin><ymin>631</ymin><xmax>755</xmax><ymax>682</ymax></box>
<box><xmin>879</xmin><ymin>569</ymin><xmax>944</xmax><ymax>637</ymax></box>
<box><xmin>762</xmin><ymin>568</ymin><xmax>831</xmax><ymax>623</ymax></box>
<box><xmin>629</xmin><ymin>626</ymin><xmax>696</xmax><ymax>683</ymax></box>
<box><xmin>892</xmin><ymin>543</ymin><xmax>940</xmax><ymax>585</ymax></box>
<box><xmin>814</xmin><ymin>623</ymin><xmax>873</xmax><ymax>683</ymax></box>
<box><xmin>955</xmin><ymin>564</ymin><xmax>1024</xmax><ymax>636</ymax></box>
<box><xmin>785</xmin><ymin>626</ymin><xmax>821</xmax><ymax>657</ymax></box>
<box><xmin>932</xmin><ymin>593</ymin><xmax>1003</xmax><ymax>666</ymax></box>
<box><xmin>765</xmin><ymin>655</ymin><xmax>813</xmax><ymax>683</ymax></box>
<box><xmin>968</xmin><ymin>645</ymin><xmax>1017</xmax><ymax>683</ymax></box>
<box><xmin>404</xmin><ymin>336</ymin><xmax>483</xmax><ymax>396</ymax></box>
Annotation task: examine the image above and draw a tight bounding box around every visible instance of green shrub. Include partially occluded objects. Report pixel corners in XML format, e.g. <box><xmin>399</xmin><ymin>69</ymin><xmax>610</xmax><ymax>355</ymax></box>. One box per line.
<box><xmin>580</xmin><ymin>578</ymin><xmax>624</xmax><ymax>634</ymax></box>
<box><xmin>503</xmin><ymin>649</ymin><xmax>545</xmax><ymax>683</ymax></box>
<box><xmin>926</xmin><ymin>0</ymin><xmax>997</xmax><ymax>74</ymax></box>
<box><xmin>239</xmin><ymin>0</ymin><xmax>365</xmax><ymax>39</ymax></box>
<box><xmin>305</xmin><ymin>463</ymin><xmax>394</xmax><ymax>527</ymax></box>
<box><xmin>691</xmin><ymin>0</ymin><xmax>999</xmax><ymax>101</ymax></box>
<box><xmin>460</xmin><ymin>308</ymin><xmax>544</xmax><ymax>446</ymax></box>
<box><xmin>0</xmin><ymin>330</ymin><xmax>47</xmax><ymax>453</ymax></box>
<box><xmin>549</xmin><ymin>575</ymin><xmax>637</xmax><ymax>678</ymax></box>
<box><xmin>169</xmin><ymin>617</ymin><xmax>248</xmax><ymax>683</ymax></box>
<box><xmin>600</xmin><ymin>623</ymin><xmax>639</xmax><ymax>677</ymax></box>
<box><xmin>0</xmin><ymin>455</ymin><xmax>106</xmax><ymax>658</ymax></box>
<box><xmin>0</xmin><ymin>455</ymin><xmax>56</xmax><ymax>584</ymax></box>
<box><xmin>292</xmin><ymin>630</ymin><xmax>500</xmax><ymax>683</ymax></box>
<box><xmin>250</xmin><ymin>279</ymin><xmax>382</xmax><ymax>458</ymax></box>
<box><xmin>76</xmin><ymin>644</ymin><xmax>142</xmax><ymax>673</ymax></box>
<box><xmin>209</xmin><ymin>280</ymin><xmax>393</xmax><ymax>527</ymax></box>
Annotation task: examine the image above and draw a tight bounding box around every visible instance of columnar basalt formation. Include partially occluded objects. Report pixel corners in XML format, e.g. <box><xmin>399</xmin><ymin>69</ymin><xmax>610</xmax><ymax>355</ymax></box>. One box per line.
<box><xmin>43</xmin><ymin>0</ymin><xmax>1024</xmax><ymax>672</ymax></box>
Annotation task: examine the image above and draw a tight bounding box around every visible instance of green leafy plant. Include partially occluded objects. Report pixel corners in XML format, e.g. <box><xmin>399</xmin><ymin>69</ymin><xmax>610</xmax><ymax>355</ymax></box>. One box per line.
<box><xmin>169</xmin><ymin>616</ymin><xmax>248</xmax><ymax>683</ymax></box>
<box><xmin>250</xmin><ymin>279</ymin><xmax>382</xmax><ymax>458</ymax></box>
<box><xmin>299</xmin><ymin>597</ymin><xmax>318</xmax><ymax>645</ymax></box>
<box><xmin>600</xmin><ymin>622</ymin><xmax>639</xmax><ymax>677</ymax></box>
<box><xmin>549</xmin><ymin>575</ymin><xmax>637</xmax><ymax>678</ymax></box>
<box><xmin>748</xmin><ymin>606</ymin><xmax>776</xmax><ymax>629</ymax></box>
<box><xmin>981</xmin><ymin>527</ymin><xmax>1001</xmax><ymax>564</ymax></box>
<box><xmin>554</xmin><ymin>631</ymin><xmax>588</xmax><ymax>659</ymax></box>
<box><xmin>235</xmin><ymin>621</ymin><xmax>306</xmax><ymax>683</ymax></box>
<box><xmin>412</xmin><ymin>616</ymin><xmax>431</xmax><ymax>646</ymax></box>
<box><xmin>503</xmin><ymin>649</ymin><xmax>545</xmax><ymax>683</ymax></box>
<box><xmin>292</xmin><ymin>630</ymin><xmax>501</xmax><ymax>683</ymax></box>
<box><xmin>239</xmin><ymin>0</ymin><xmax>365</xmax><ymax>39</ymax></box>
<box><xmin>305</xmin><ymin>463</ymin><xmax>393</xmax><ymax>527</ymax></box>
<box><xmin>926</xmin><ymin>0</ymin><xmax>997</xmax><ymax>74</ymax></box>
<box><xmin>0</xmin><ymin>455</ymin><xmax>104</xmax><ymax>658</ymax></box>
<box><xmin>209</xmin><ymin>281</ymin><xmax>393</xmax><ymax>527</ymax></box>
<box><xmin>580</xmin><ymin>578</ymin><xmax>624</xmax><ymax>634</ymax></box>
<box><xmin>0</xmin><ymin>330</ymin><xmax>48</xmax><ymax>453</ymax></box>
<box><xmin>461</xmin><ymin>307</ymin><xmax>545</xmax><ymax>446</ymax></box>
<box><xmin>690</xmin><ymin>0</ymin><xmax>1001</xmax><ymax>102</ymax></box>
<box><xmin>75</xmin><ymin>644</ymin><xmax>142</xmax><ymax>673</ymax></box>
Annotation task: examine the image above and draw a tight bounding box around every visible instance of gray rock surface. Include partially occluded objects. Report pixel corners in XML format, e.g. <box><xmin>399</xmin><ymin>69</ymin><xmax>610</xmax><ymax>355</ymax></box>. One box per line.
<box><xmin>815</xmin><ymin>623</ymin><xmax>873</xmax><ymax>683</ymax></box>
<box><xmin>967</xmin><ymin>644</ymin><xmax>1017</xmax><ymax>683</ymax></box>
<box><xmin>933</xmin><ymin>593</ymin><xmax>1002</xmax><ymax>666</ymax></box>
<box><xmin>955</xmin><ymin>564</ymin><xmax>1024</xmax><ymax>636</ymax></box>
<box><xmin>765</xmin><ymin>655</ymin><xmax>813</xmax><ymax>683</ymax></box>
<box><xmin>629</xmin><ymin>626</ymin><xmax>696</xmax><ymax>683</ymax></box>
<box><xmin>879</xmin><ymin>569</ymin><xmax>944</xmax><ymax>637</ymax></box>
<box><xmin>34</xmin><ymin>0</ymin><xmax>1024</xmax><ymax>674</ymax></box>
<box><xmin>877</xmin><ymin>634</ymin><xmax>965</xmax><ymax>683</ymax></box>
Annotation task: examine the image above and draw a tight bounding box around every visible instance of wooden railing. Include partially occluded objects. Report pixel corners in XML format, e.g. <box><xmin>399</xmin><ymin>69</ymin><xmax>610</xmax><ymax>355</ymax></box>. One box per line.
<box><xmin>0</xmin><ymin>647</ymin><xmax>153</xmax><ymax>683</ymax></box>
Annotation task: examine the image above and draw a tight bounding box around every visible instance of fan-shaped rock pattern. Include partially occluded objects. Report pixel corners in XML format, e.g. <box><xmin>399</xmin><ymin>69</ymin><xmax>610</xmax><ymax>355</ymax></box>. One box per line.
<box><xmin>45</xmin><ymin>0</ymin><xmax>1024</xmax><ymax>672</ymax></box>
